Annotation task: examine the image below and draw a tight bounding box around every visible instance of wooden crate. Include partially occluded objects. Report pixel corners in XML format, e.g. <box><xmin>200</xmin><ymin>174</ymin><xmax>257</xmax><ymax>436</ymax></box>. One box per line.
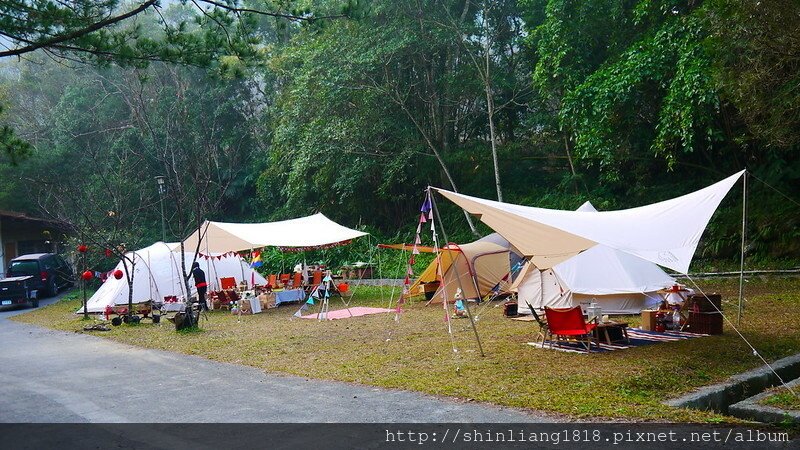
<box><xmin>687</xmin><ymin>311</ymin><xmax>723</xmax><ymax>335</ymax></box>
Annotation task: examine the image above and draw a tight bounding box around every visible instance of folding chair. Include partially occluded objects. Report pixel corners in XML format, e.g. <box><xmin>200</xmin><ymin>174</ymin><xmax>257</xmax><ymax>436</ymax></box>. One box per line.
<box><xmin>544</xmin><ymin>306</ymin><xmax>599</xmax><ymax>352</ymax></box>
<box><xmin>220</xmin><ymin>277</ymin><xmax>236</xmax><ymax>290</ymax></box>
<box><xmin>526</xmin><ymin>301</ymin><xmax>550</xmax><ymax>345</ymax></box>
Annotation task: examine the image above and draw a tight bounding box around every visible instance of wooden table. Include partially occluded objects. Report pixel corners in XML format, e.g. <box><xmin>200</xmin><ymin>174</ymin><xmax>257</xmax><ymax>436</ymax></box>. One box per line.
<box><xmin>593</xmin><ymin>321</ymin><xmax>630</xmax><ymax>345</ymax></box>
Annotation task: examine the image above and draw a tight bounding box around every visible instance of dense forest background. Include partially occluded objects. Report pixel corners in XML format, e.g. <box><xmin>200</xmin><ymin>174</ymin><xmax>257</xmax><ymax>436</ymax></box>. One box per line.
<box><xmin>0</xmin><ymin>0</ymin><xmax>798</xmax><ymax>271</ymax></box>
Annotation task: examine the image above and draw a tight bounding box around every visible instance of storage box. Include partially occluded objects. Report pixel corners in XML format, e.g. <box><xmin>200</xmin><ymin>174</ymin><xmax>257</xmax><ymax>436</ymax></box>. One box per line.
<box><xmin>503</xmin><ymin>301</ymin><xmax>518</xmax><ymax>317</ymax></box>
<box><xmin>687</xmin><ymin>311</ymin><xmax>723</xmax><ymax>335</ymax></box>
<box><xmin>640</xmin><ymin>309</ymin><xmax>658</xmax><ymax>331</ymax></box>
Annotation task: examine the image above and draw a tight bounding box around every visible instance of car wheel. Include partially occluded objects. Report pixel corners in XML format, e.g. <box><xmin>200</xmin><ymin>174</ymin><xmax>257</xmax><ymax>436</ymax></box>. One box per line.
<box><xmin>47</xmin><ymin>278</ymin><xmax>58</xmax><ymax>297</ymax></box>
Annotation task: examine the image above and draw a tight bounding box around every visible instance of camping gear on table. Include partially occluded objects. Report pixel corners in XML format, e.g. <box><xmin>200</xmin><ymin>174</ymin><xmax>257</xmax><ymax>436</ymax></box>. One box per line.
<box><xmin>585</xmin><ymin>302</ymin><xmax>602</xmax><ymax>322</ymax></box>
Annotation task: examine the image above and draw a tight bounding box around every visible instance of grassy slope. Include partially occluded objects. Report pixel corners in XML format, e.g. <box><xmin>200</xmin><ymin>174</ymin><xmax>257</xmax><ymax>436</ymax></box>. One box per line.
<box><xmin>13</xmin><ymin>277</ymin><xmax>800</xmax><ymax>422</ymax></box>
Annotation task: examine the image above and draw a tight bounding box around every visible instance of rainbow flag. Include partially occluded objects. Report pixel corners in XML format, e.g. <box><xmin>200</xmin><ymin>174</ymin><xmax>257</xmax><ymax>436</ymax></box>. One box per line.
<box><xmin>250</xmin><ymin>251</ymin><xmax>263</xmax><ymax>268</ymax></box>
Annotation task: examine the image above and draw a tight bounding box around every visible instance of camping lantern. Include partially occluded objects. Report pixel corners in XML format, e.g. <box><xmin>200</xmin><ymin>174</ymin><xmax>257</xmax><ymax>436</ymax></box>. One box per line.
<box><xmin>81</xmin><ymin>270</ymin><xmax>93</xmax><ymax>281</ymax></box>
<box><xmin>77</xmin><ymin>244</ymin><xmax>88</xmax><ymax>253</ymax></box>
<box><xmin>586</xmin><ymin>302</ymin><xmax>602</xmax><ymax>322</ymax></box>
<box><xmin>113</xmin><ymin>269</ymin><xmax>124</xmax><ymax>280</ymax></box>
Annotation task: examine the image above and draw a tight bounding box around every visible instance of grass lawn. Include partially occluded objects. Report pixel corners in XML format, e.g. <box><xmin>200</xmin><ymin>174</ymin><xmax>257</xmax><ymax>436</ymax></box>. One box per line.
<box><xmin>13</xmin><ymin>277</ymin><xmax>800</xmax><ymax>422</ymax></box>
<box><xmin>762</xmin><ymin>391</ymin><xmax>800</xmax><ymax>411</ymax></box>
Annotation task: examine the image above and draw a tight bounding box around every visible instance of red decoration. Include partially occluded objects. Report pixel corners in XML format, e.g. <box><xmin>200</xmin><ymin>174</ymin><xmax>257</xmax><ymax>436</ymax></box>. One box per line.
<box><xmin>113</xmin><ymin>269</ymin><xmax>124</xmax><ymax>280</ymax></box>
<box><xmin>81</xmin><ymin>270</ymin><xmax>93</xmax><ymax>281</ymax></box>
<box><xmin>337</xmin><ymin>283</ymin><xmax>349</xmax><ymax>293</ymax></box>
<box><xmin>77</xmin><ymin>244</ymin><xmax>88</xmax><ymax>253</ymax></box>
<box><xmin>104</xmin><ymin>248</ymin><xmax>113</xmax><ymax>257</ymax></box>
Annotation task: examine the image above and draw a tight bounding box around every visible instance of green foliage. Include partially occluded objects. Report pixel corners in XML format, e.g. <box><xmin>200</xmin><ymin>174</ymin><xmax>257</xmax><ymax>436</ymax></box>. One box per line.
<box><xmin>0</xmin><ymin>0</ymin><xmax>799</xmax><ymax>268</ymax></box>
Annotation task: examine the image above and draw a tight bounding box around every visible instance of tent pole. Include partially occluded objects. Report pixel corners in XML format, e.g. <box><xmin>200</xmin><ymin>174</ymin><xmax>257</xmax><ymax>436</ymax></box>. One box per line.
<box><xmin>430</xmin><ymin>190</ymin><xmax>486</xmax><ymax>357</ymax></box>
<box><xmin>738</xmin><ymin>171</ymin><xmax>747</xmax><ymax>326</ymax></box>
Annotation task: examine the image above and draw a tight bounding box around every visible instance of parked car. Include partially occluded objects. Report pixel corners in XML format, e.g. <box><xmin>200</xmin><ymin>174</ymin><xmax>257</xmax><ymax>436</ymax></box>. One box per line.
<box><xmin>0</xmin><ymin>276</ymin><xmax>38</xmax><ymax>308</ymax></box>
<box><xmin>6</xmin><ymin>253</ymin><xmax>74</xmax><ymax>298</ymax></box>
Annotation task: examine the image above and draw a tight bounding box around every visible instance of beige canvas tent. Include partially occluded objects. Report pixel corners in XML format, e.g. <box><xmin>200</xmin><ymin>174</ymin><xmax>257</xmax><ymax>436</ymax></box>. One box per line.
<box><xmin>411</xmin><ymin>234</ymin><xmax>520</xmax><ymax>304</ymax></box>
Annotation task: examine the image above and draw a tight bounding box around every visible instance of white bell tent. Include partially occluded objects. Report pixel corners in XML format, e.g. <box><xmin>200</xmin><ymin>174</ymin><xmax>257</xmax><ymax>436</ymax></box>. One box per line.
<box><xmin>79</xmin><ymin>242</ymin><xmax>267</xmax><ymax>314</ymax></box>
<box><xmin>514</xmin><ymin>202</ymin><xmax>677</xmax><ymax>314</ymax></box>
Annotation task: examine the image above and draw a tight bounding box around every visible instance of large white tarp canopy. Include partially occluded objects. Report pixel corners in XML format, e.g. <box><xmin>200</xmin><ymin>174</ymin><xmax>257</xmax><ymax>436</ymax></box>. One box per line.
<box><xmin>435</xmin><ymin>170</ymin><xmax>744</xmax><ymax>273</ymax></box>
<box><xmin>181</xmin><ymin>213</ymin><xmax>368</xmax><ymax>254</ymax></box>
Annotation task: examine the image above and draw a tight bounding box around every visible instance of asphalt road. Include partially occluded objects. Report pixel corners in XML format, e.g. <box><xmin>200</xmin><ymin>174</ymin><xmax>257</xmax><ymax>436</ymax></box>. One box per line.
<box><xmin>0</xmin><ymin>292</ymin><xmax>560</xmax><ymax>423</ymax></box>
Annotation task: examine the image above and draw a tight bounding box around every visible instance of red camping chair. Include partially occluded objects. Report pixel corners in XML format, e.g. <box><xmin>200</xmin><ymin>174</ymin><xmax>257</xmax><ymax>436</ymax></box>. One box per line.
<box><xmin>292</xmin><ymin>272</ymin><xmax>302</xmax><ymax>288</ymax></box>
<box><xmin>216</xmin><ymin>290</ymin><xmax>232</xmax><ymax>310</ymax></box>
<box><xmin>543</xmin><ymin>306</ymin><xmax>598</xmax><ymax>352</ymax></box>
<box><xmin>220</xmin><ymin>277</ymin><xmax>236</xmax><ymax>290</ymax></box>
<box><xmin>279</xmin><ymin>273</ymin><xmax>291</xmax><ymax>287</ymax></box>
<box><xmin>312</xmin><ymin>270</ymin><xmax>322</xmax><ymax>286</ymax></box>
<box><xmin>268</xmin><ymin>274</ymin><xmax>277</xmax><ymax>288</ymax></box>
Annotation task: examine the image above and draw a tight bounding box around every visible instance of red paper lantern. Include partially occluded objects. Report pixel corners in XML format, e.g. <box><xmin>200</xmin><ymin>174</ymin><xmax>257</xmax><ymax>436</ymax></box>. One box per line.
<box><xmin>77</xmin><ymin>244</ymin><xmax>88</xmax><ymax>253</ymax></box>
<box><xmin>113</xmin><ymin>269</ymin><xmax>124</xmax><ymax>280</ymax></box>
<box><xmin>337</xmin><ymin>283</ymin><xmax>350</xmax><ymax>293</ymax></box>
<box><xmin>81</xmin><ymin>270</ymin><xmax>93</xmax><ymax>281</ymax></box>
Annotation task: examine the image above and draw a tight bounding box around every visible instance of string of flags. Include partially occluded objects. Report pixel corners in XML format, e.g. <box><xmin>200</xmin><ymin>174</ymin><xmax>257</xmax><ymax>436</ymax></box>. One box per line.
<box><xmin>396</xmin><ymin>191</ymin><xmax>435</xmax><ymax>321</ymax></box>
<box><xmin>196</xmin><ymin>251</ymin><xmax>242</xmax><ymax>260</ymax></box>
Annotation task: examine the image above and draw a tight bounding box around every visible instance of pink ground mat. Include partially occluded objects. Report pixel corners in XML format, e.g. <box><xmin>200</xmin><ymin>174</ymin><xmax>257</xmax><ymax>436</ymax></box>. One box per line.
<box><xmin>300</xmin><ymin>306</ymin><xmax>395</xmax><ymax>320</ymax></box>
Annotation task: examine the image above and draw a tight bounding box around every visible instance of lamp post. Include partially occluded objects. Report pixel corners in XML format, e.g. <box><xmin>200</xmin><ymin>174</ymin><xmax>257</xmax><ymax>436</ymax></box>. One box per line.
<box><xmin>155</xmin><ymin>176</ymin><xmax>166</xmax><ymax>242</ymax></box>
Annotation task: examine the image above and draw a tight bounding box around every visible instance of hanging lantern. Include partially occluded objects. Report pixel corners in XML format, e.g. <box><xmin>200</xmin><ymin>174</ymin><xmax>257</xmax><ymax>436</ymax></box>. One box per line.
<box><xmin>81</xmin><ymin>270</ymin><xmax>93</xmax><ymax>281</ymax></box>
<box><xmin>77</xmin><ymin>244</ymin><xmax>88</xmax><ymax>253</ymax></box>
<box><xmin>113</xmin><ymin>269</ymin><xmax>124</xmax><ymax>280</ymax></box>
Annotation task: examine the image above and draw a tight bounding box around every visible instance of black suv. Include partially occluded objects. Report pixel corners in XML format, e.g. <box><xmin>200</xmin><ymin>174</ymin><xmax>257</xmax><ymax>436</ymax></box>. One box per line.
<box><xmin>6</xmin><ymin>253</ymin><xmax>74</xmax><ymax>297</ymax></box>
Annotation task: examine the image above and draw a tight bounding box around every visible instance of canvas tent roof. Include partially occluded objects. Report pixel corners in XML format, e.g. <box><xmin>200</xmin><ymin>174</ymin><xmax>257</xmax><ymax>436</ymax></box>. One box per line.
<box><xmin>434</xmin><ymin>170</ymin><xmax>744</xmax><ymax>273</ymax></box>
<box><xmin>181</xmin><ymin>213</ymin><xmax>368</xmax><ymax>254</ymax></box>
<box><xmin>408</xmin><ymin>233</ymin><xmax>519</xmax><ymax>302</ymax></box>
<box><xmin>79</xmin><ymin>242</ymin><xmax>267</xmax><ymax>314</ymax></box>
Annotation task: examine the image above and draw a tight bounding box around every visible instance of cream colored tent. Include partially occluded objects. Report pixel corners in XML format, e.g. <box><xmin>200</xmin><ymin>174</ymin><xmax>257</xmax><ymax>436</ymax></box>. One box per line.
<box><xmin>513</xmin><ymin>244</ymin><xmax>676</xmax><ymax>315</ymax></box>
<box><xmin>411</xmin><ymin>234</ymin><xmax>520</xmax><ymax>304</ymax></box>
<box><xmin>513</xmin><ymin>202</ymin><xmax>676</xmax><ymax>314</ymax></box>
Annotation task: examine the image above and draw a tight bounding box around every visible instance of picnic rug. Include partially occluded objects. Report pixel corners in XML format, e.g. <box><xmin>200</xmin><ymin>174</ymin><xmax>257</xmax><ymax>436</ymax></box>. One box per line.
<box><xmin>300</xmin><ymin>306</ymin><xmax>394</xmax><ymax>321</ymax></box>
<box><xmin>527</xmin><ymin>328</ymin><xmax>707</xmax><ymax>353</ymax></box>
